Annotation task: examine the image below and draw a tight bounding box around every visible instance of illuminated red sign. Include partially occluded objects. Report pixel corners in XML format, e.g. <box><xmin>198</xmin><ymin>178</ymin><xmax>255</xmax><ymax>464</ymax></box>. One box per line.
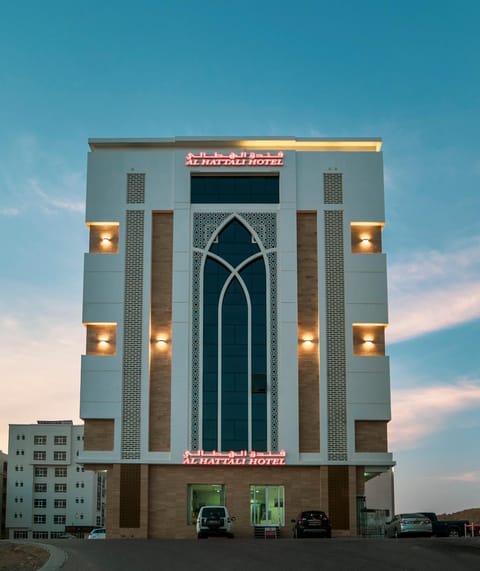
<box><xmin>183</xmin><ymin>449</ymin><xmax>286</xmax><ymax>466</ymax></box>
<box><xmin>185</xmin><ymin>151</ymin><xmax>284</xmax><ymax>167</ymax></box>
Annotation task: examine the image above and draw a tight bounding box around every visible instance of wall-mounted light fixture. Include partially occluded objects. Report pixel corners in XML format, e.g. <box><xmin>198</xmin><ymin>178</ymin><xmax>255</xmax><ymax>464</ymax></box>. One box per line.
<box><xmin>97</xmin><ymin>336</ymin><xmax>110</xmax><ymax>346</ymax></box>
<box><xmin>363</xmin><ymin>338</ymin><xmax>375</xmax><ymax>347</ymax></box>
<box><xmin>101</xmin><ymin>236</ymin><xmax>112</xmax><ymax>244</ymax></box>
<box><xmin>360</xmin><ymin>236</ymin><xmax>371</xmax><ymax>244</ymax></box>
<box><xmin>154</xmin><ymin>336</ymin><xmax>169</xmax><ymax>348</ymax></box>
<box><xmin>301</xmin><ymin>335</ymin><xmax>315</xmax><ymax>348</ymax></box>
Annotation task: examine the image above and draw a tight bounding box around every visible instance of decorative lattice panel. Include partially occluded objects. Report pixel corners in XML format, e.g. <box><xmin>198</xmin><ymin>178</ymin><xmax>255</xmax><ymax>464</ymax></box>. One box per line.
<box><xmin>191</xmin><ymin>212</ymin><xmax>278</xmax><ymax>451</ymax></box>
<box><xmin>324</xmin><ymin>210</ymin><xmax>347</xmax><ymax>461</ymax></box>
<box><xmin>121</xmin><ymin>210</ymin><xmax>144</xmax><ymax>459</ymax></box>
<box><xmin>127</xmin><ymin>173</ymin><xmax>145</xmax><ymax>204</ymax></box>
<box><xmin>324</xmin><ymin>173</ymin><xmax>343</xmax><ymax>204</ymax></box>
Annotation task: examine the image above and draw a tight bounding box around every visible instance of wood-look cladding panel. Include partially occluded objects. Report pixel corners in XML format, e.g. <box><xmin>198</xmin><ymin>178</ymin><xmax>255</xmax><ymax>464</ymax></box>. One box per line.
<box><xmin>149</xmin><ymin>212</ymin><xmax>173</xmax><ymax>451</ymax></box>
<box><xmin>355</xmin><ymin>420</ymin><xmax>388</xmax><ymax>452</ymax></box>
<box><xmin>328</xmin><ymin>465</ymin><xmax>350</xmax><ymax>530</ymax></box>
<box><xmin>297</xmin><ymin>212</ymin><xmax>320</xmax><ymax>452</ymax></box>
<box><xmin>84</xmin><ymin>419</ymin><xmax>114</xmax><ymax>451</ymax></box>
<box><xmin>86</xmin><ymin>323</ymin><xmax>117</xmax><ymax>356</ymax></box>
<box><xmin>89</xmin><ymin>224</ymin><xmax>119</xmax><ymax>254</ymax></box>
<box><xmin>105</xmin><ymin>464</ymin><xmax>149</xmax><ymax>538</ymax></box>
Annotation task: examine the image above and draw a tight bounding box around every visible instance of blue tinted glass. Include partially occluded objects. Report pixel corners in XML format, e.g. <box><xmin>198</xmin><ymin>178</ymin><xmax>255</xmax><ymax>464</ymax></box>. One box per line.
<box><xmin>202</xmin><ymin>219</ymin><xmax>268</xmax><ymax>452</ymax></box>
<box><xmin>211</xmin><ymin>219</ymin><xmax>259</xmax><ymax>267</ymax></box>
<box><xmin>202</xmin><ymin>259</ymin><xmax>229</xmax><ymax>450</ymax></box>
<box><xmin>191</xmin><ymin>176</ymin><xmax>279</xmax><ymax>204</ymax></box>
<box><xmin>221</xmin><ymin>279</ymin><xmax>248</xmax><ymax>451</ymax></box>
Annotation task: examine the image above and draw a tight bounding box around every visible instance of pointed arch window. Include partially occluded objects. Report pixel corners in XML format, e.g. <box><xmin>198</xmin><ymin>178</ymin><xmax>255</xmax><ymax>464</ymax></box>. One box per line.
<box><xmin>201</xmin><ymin>218</ymin><xmax>268</xmax><ymax>452</ymax></box>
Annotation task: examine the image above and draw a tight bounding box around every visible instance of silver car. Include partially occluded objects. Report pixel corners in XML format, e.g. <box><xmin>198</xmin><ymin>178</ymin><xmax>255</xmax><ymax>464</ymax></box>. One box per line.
<box><xmin>385</xmin><ymin>513</ymin><xmax>432</xmax><ymax>538</ymax></box>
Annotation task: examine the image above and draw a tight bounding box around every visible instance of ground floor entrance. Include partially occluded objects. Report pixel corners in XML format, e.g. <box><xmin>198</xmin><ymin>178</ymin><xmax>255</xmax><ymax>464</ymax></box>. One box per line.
<box><xmin>92</xmin><ymin>464</ymin><xmax>370</xmax><ymax>539</ymax></box>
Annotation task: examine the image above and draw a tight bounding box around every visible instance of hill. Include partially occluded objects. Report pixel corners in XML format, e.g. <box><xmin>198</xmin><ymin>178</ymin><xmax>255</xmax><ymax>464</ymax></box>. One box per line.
<box><xmin>438</xmin><ymin>508</ymin><xmax>480</xmax><ymax>522</ymax></box>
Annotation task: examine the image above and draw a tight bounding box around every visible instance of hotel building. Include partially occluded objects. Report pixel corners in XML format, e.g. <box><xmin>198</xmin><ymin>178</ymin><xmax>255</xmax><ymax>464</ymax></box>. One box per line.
<box><xmin>79</xmin><ymin>137</ymin><xmax>393</xmax><ymax>538</ymax></box>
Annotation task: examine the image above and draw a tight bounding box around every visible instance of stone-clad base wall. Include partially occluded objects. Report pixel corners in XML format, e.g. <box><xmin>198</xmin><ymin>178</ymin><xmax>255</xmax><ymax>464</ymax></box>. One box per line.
<box><xmin>102</xmin><ymin>464</ymin><xmax>363</xmax><ymax>539</ymax></box>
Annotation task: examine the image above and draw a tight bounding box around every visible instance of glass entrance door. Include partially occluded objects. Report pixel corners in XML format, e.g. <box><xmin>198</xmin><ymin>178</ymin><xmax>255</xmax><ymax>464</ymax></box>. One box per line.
<box><xmin>250</xmin><ymin>485</ymin><xmax>284</xmax><ymax>526</ymax></box>
<box><xmin>188</xmin><ymin>484</ymin><xmax>225</xmax><ymax>524</ymax></box>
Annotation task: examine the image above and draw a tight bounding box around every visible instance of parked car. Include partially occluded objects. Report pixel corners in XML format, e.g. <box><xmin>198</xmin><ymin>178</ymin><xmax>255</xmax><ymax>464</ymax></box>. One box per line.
<box><xmin>384</xmin><ymin>514</ymin><xmax>432</xmax><ymax>538</ymax></box>
<box><xmin>87</xmin><ymin>527</ymin><xmax>106</xmax><ymax>540</ymax></box>
<box><xmin>196</xmin><ymin>506</ymin><xmax>234</xmax><ymax>538</ymax></box>
<box><xmin>291</xmin><ymin>510</ymin><xmax>332</xmax><ymax>538</ymax></box>
<box><xmin>419</xmin><ymin>512</ymin><xmax>470</xmax><ymax>537</ymax></box>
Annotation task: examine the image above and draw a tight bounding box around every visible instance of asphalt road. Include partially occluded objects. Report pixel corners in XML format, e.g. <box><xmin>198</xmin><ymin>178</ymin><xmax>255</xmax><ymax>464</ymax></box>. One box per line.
<box><xmin>43</xmin><ymin>537</ymin><xmax>480</xmax><ymax>571</ymax></box>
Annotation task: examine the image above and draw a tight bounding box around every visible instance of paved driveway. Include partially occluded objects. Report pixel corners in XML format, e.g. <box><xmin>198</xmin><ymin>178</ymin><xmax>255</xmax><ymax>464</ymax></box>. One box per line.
<box><xmin>48</xmin><ymin>537</ymin><xmax>480</xmax><ymax>571</ymax></box>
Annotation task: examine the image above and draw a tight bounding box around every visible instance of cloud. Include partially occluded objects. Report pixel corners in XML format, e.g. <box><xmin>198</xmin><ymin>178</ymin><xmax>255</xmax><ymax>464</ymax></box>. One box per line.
<box><xmin>437</xmin><ymin>472</ymin><xmax>480</xmax><ymax>483</ymax></box>
<box><xmin>0</xmin><ymin>133</ymin><xmax>85</xmax><ymax>216</ymax></box>
<box><xmin>389</xmin><ymin>378</ymin><xmax>480</xmax><ymax>451</ymax></box>
<box><xmin>0</xmin><ymin>207</ymin><xmax>20</xmax><ymax>216</ymax></box>
<box><xmin>28</xmin><ymin>177</ymin><xmax>85</xmax><ymax>213</ymax></box>
<box><xmin>387</xmin><ymin>238</ymin><xmax>480</xmax><ymax>343</ymax></box>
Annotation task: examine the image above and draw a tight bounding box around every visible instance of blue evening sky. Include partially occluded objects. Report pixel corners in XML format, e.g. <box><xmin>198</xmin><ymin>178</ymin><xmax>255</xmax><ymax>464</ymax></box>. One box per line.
<box><xmin>1</xmin><ymin>0</ymin><xmax>479</xmax><ymax>514</ymax></box>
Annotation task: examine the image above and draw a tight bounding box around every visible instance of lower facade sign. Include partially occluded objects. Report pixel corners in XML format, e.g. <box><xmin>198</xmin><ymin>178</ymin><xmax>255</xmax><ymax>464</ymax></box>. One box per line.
<box><xmin>183</xmin><ymin>449</ymin><xmax>286</xmax><ymax>466</ymax></box>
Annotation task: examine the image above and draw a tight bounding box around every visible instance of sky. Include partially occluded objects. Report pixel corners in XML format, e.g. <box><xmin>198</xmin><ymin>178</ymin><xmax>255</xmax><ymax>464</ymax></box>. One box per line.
<box><xmin>0</xmin><ymin>0</ymin><xmax>479</xmax><ymax>515</ymax></box>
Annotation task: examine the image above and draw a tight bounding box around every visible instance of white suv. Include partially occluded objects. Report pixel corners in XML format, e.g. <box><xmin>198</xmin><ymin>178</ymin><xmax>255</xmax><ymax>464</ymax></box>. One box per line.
<box><xmin>87</xmin><ymin>527</ymin><xmax>106</xmax><ymax>539</ymax></box>
<box><xmin>196</xmin><ymin>506</ymin><xmax>234</xmax><ymax>539</ymax></box>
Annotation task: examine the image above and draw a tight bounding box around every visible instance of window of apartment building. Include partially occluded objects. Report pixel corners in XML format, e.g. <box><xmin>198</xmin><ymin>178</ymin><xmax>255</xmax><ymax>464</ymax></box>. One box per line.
<box><xmin>34</xmin><ymin>499</ymin><xmax>47</xmax><ymax>508</ymax></box>
<box><xmin>14</xmin><ymin>465</ymin><xmax>24</xmax><ymax>471</ymax></box>
<box><xmin>13</xmin><ymin>531</ymin><xmax>28</xmax><ymax>539</ymax></box>
<box><xmin>250</xmin><ymin>485</ymin><xmax>285</xmax><ymax>526</ymax></box>
<box><xmin>75</xmin><ymin>498</ymin><xmax>84</xmax><ymax>504</ymax></box>
<box><xmin>15</xmin><ymin>481</ymin><xmax>24</xmax><ymax>487</ymax></box>
<box><xmin>33</xmin><ymin>514</ymin><xmax>46</xmax><ymax>524</ymax></box>
<box><xmin>55</xmin><ymin>467</ymin><xmax>67</xmax><ymax>477</ymax></box>
<box><xmin>34</xmin><ymin>483</ymin><xmax>47</xmax><ymax>493</ymax></box>
<box><xmin>33</xmin><ymin>451</ymin><xmax>46</xmax><ymax>461</ymax></box>
<box><xmin>33</xmin><ymin>531</ymin><xmax>49</xmax><ymax>539</ymax></box>
<box><xmin>54</xmin><ymin>499</ymin><xmax>66</xmax><ymax>509</ymax></box>
<box><xmin>16</xmin><ymin>434</ymin><xmax>25</xmax><ymax>441</ymax></box>
<box><xmin>53</xmin><ymin>515</ymin><xmax>66</xmax><ymax>525</ymax></box>
<box><xmin>75</xmin><ymin>482</ymin><xmax>85</xmax><ymax>488</ymax></box>
<box><xmin>34</xmin><ymin>467</ymin><xmax>48</xmax><ymax>478</ymax></box>
<box><xmin>54</xmin><ymin>435</ymin><xmax>67</xmax><ymax>445</ymax></box>
<box><xmin>16</xmin><ymin>449</ymin><xmax>24</xmax><ymax>455</ymax></box>
<box><xmin>53</xmin><ymin>451</ymin><xmax>67</xmax><ymax>461</ymax></box>
<box><xmin>55</xmin><ymin>484</ymin><xmax>67</xmax><ymax>493</ymax></box>
<box><xmin>14</xmin><ymin>497</ymin><xmax>23</xmax><ymax>503</ymax></box>
<box><xmin>13</xmin><ymin>512</ymin><xmax>23</xmax><ymax>518</ymax></box>
<box><xmin>34</xmin><ymin>435</ymin><xmax>47</xmax><ymax>445</ymax></box>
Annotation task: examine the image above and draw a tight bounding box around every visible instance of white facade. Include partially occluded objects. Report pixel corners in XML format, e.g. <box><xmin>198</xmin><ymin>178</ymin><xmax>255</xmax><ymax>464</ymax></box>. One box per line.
<box><xmin>79</xmin><ymin>138</ymin><xmax>394</xmax><ymax>538</ymax></box>
<box><xmin>6</xmin><ymin>421</ymin><xmax>105</xmax><ymax>539</ymax></box>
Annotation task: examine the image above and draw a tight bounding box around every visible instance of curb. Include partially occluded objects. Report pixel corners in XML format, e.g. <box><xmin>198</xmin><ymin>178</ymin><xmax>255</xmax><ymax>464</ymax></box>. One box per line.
<box><xmin>36</xmin><ymin>542</ymin><xmax>68</xmax><ymax>571</ymax></box>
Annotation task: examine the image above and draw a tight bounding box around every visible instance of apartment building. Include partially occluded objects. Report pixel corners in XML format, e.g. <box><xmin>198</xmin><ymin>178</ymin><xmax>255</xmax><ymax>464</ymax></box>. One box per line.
<box><xmin>0</xmin><ymin>450</ymin><xmax>7</xmax><ymax>538</ymax></box>
<box><xmin>6</xmin><ymin>421</ymin><xmax>105</xmax><ymax>539</ymax></box>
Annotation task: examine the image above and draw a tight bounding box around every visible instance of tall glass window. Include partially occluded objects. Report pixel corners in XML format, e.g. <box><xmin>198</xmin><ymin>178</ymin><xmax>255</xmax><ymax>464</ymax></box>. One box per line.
<box><xmin>191</xmin><ymin>175</ymin><xmax>279</xmax><ymax>204</ymax></box>
<box><xmin>201</xmin><ymin>218</ymin><xmax>268</xmax><ymax>452</ymax></box>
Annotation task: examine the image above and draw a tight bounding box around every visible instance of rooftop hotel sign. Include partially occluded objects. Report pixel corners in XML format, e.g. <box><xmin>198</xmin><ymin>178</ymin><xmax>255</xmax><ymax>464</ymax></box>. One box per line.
<box><xmin>183</xmin><ymin>449</ymin><xmax>286</xmax><ymax>466</ymax></box>
<box><xmin>185</xmin><ymin>151</ymin><xmax>284</xmax><ymax>167</ymax></box>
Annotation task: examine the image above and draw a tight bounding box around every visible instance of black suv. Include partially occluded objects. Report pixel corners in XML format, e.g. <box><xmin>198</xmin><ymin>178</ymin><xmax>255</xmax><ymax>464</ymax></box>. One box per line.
<box><xmin>292</xmin><ymin>510</ymin><xmax>332</xmax><ymax>538</ymax></box>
